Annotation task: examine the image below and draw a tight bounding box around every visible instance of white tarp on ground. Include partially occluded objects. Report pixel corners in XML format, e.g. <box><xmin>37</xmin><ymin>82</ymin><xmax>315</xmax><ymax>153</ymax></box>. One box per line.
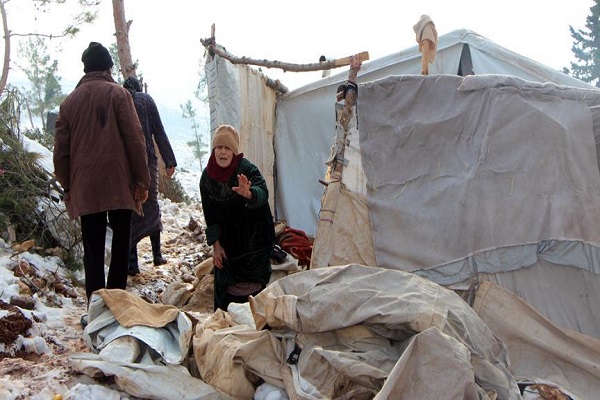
<box><xmin>194</xmin><ymin>264</ymin><xmax>522</xmax><ymax>399</ymax></box>
<box><xmin>67</xmin><ymin>267</ymin><xmax>600</xmax><ymax>399</ymax></box>
<box><xmin>274</xmin><ymin>29</ymin><xmax>598</xmax><ymax>236</ymax></box>
<box><xmin>69</xmin><ymin>289</ymin><xmax>233</xmax><ymax>399</ymax></box>
<box><xmin>191</xmin><ymin>264</ymin><xmax>600</xmax><ymax>399</ymax></box>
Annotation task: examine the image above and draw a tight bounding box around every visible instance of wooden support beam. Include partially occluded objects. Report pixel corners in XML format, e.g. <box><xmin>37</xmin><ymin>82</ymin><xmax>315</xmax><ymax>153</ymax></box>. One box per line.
<box><xmin>201</xmin><ymin>37</ymin><xmax>369</xmax><ymax>73</ymax></box>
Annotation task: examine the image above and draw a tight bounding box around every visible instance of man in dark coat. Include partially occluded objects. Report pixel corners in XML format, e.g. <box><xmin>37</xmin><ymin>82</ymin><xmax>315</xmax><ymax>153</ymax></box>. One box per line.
<box><xmin>199</xmin><ymin>124</ymin><xmax>275</xmax><ymax>311</ymax></box>
<box><xmin>53</xmin><ymin>42</ymin><xmax>150</xmax><ymax>317</ymax></box>
<box><xmin>123</xmin><ymin>76</ymin><xmax>177</xmax><ymax>275</ymax></box>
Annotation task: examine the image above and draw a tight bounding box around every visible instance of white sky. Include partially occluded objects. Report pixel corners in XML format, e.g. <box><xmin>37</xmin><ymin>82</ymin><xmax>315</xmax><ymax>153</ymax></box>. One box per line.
<box><xmin>4</xmin><ymin>0</ymin><xmax>596</xmax><ymax>110</ymax></box>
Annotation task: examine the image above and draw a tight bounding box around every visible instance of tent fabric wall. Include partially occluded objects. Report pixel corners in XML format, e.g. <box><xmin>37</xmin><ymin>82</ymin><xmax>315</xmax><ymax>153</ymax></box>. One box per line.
<box><xmin>359</xmin><ymin>74</ymin><xmax>600</xmax><ymax>273</ymax></box>
<box><xmin>472</xmin><ymin>281</ymin><xmax>600</xmax><ymax>400</ymax></box>
<box><xmin>311</xmin><ymin>181</ymin><xmax>376</xmax><ymax>268</ymax></box>
<box><xmin>274</xmin><ymin>29</ymin><xmax>597</xmax><ymax>236</ymax></box>
<box><xmin>310</xmin><ymin>74</ymin><xmax>600</xmax><ymax>340</ymax></box>
<box><xmin>205</xmin><ymin>55</ymin><xmax>277</xmax><ymax>213</ymax></box>
<box><xmin>345</xmin><ymin>73</ymin><xmax>600</xmax><ymax>338</ymax></box>
<box><xmin>478</xmin><ymin>261</ymin><xmax>600</xmax><ymax>338</ymax></box>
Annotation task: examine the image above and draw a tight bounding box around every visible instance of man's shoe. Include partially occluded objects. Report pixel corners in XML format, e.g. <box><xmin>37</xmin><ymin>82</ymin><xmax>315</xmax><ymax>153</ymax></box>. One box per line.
<box><xmin>128</xmin><ymin>266</ymin><xmax>140</xmax><ymax>276</ymax></box>
<box><xmin>153</xmin><ymin>256</ymin><xmax>168</xmax><ymax>266</ymax></box>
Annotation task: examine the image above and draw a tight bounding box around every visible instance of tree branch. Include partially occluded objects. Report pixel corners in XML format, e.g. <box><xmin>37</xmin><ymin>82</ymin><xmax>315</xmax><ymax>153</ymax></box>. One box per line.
<box><xmin>200</xmin><ymin>37</ymin><xmax>369</xmax><ymax>73</ymax></box>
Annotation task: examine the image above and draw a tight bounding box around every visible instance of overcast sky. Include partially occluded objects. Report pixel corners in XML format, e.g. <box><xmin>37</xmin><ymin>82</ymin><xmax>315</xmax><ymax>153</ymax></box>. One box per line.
<box><xmin>5</xmin><ymin>0</ymin><xmax>596</xmax><ymax>111</ymax></box>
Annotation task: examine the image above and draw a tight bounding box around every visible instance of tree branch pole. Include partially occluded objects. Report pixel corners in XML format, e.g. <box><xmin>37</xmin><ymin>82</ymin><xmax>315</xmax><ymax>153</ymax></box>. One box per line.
<box><xmin>0</xmin><ymin>0</ymin><xmax>10</xmax><ymax>94</ymax></box>
<box><xmin>200</xmin><ymin>38</ymin><xmax>369</xmax><ymax>74</ymax></box>
<box><xmin>330</xmin><ymin>58</ymin><xmax>361</xmax><ymax>182</ymax></box>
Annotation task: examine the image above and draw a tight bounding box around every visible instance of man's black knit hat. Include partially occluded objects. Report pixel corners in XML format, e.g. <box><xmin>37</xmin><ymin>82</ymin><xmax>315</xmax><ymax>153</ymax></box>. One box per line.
<box><xmin>81</xmin><ymin>42</ymin><xmax>114</xmax><ymax>73</ymax></box>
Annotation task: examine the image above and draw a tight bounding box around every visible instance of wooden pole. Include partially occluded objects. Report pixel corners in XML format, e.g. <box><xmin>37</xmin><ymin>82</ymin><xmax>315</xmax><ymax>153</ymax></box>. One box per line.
<box><xmin>329</xmin><ymin>56</ymin><xmax>362</xmax><ymax>182</ymax></box>
<box><xmin>201</xmin><ymin>37</ymin><xmax>368</xmax><ymax>74</ymax></box>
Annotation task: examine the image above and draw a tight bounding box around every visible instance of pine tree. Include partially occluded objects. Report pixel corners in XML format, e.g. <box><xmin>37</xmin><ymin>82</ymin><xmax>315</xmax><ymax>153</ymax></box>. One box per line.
<box><xmin>181</xmin><ymin>100</ymin><xmax>208</xmax><ymax>170</ymax></box>
<box><xmin>0</xmin><ymin>0</ymin><xmax>99</xmax><ymax>95</ymax></box>
<box><xmin>17</xmin><ymin>37</ymin><xmax>65</xmax><ymax>136</ymax></box>
<box><xmin>566</xmin><ymin>0</ymin><xmax>600</xmax><ymax>87</ymax></box>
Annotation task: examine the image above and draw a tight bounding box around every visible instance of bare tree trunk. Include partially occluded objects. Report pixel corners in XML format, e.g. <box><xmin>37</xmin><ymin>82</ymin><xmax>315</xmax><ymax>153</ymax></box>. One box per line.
<box><xmin>111</xmin><ymin>0</ymin><xmax>176</xmax><ymax>198</ymax></box>
<box><xmin>0</xmin><ymin>0</ymin><xmax>11</xmax><ymax>94</ymax></box>
<box><xmin>112</xmin><ymin>0</ymin><xmax>136</xmax><ymax>79</ymax></box>
<box><xmin>24</xmin><ymin>98</ymin><xmax>35</xmax><ymax>130</ymax></box>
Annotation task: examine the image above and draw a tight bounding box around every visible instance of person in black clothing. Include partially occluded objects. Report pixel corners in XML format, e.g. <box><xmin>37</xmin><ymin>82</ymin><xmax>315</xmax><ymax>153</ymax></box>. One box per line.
<box><xmin>123</xmin><ymin>76</ymin><xmax>177</xmax><ymax>275</ymax></box>
<box><xmin>199</xmin><ymin>124</ymin><xmax>275</xmax><ymax>311</ymax></box>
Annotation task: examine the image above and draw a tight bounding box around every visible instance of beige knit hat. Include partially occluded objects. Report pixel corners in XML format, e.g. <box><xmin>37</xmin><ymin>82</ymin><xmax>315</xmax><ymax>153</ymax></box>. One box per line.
<box><xmin>212</xmin><ymin>125</ymin><xmax>240</xmax><ymax>155</ymax></box>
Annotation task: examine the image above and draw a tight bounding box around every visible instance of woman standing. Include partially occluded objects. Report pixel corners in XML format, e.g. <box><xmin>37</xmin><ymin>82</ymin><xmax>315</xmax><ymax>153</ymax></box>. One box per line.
<box><xmin>123</xmin><ymin>76</ymin><xmax>177</xmax><ymax>275</ymax></box>
<box><xmin>199</xmin><ymin>125</ymin><xmax>275</xmax><ymax>311</ymax></box>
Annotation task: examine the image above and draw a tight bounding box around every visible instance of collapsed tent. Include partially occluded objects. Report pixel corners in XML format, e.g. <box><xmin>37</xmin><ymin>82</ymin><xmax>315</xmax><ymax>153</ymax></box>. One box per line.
<box><xmin>197</xmin><ymin>265</ymin><xmax>525</xmax><ymax>399</ymax></box>
<box><xmin>69</xmin><ymin>267</ymin><xmax>600</xmax><ymax>399</ymax></box>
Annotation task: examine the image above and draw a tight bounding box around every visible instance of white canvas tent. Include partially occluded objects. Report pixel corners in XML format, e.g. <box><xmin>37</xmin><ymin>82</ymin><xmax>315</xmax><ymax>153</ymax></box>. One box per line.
<box><xmin>204</xmin><ymin>27</ymin><xmax>600</xmax><ymax>337</ymax></box>
<box><xmin>274</xmin><ymin>29</ymin><xmax>597</xmax><ymax>237</ymax></box>
<box><xmin>203</xmin><ymin>27</ymin><xmax>600</xmax><ymax>397</ymax></box>
<box><xmin>313</xmin><ymin>72</ymin><xmax>600</xmax><ymax>339</ymax></box>
<box><xmin>205</xmin><ymin>29</ymin><xmax>598</xmax><ymax>235</ymax></box>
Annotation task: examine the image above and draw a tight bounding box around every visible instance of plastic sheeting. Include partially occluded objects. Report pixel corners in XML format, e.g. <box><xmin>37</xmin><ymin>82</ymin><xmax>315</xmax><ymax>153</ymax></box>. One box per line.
<box><xmin>69</xmin><ymin>353</ymin><xmax>232</xmax><ymax>400</ymax></box>
<box><xmin>68</xmin><ymin>289</ymin><xmax>234</xmax><ymax>399</ymax></box>
<box><xmin>82</xmin><ymin>289</ymin><xmax>193</xmax><ymax>365</ymax></box>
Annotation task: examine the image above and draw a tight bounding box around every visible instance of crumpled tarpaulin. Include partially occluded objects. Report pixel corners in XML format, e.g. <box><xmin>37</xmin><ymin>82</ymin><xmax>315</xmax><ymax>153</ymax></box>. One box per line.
<box><xmin>194</xmin><ymin>264</ymin><xmax>521</xmax><ymax>399</ymax></box>
<box><xmin>68</xmin><ymin>353</ymin><xmax>232</xmax><ymax>400</ymax></box>
<box><xmin>81</xmin><ymin>289</ymin><xmax>191</xmax><ymax>364</ymax></box>
<box><xmin>68</xmin><ymin>289</ymin><xmax>234</xmax><ymax>399</ymax></box>
<box><xmin>472</xmin><ymin>281</ymin><xmax>600</xmax><ymax>400</ymax></box>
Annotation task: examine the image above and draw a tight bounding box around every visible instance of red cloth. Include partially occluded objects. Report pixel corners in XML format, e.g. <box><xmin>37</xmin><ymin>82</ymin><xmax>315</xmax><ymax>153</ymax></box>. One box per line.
<box><xmin>277</xmin><ymin>227</ymin><xmax>313</xmax><ymax>266</ymax></box>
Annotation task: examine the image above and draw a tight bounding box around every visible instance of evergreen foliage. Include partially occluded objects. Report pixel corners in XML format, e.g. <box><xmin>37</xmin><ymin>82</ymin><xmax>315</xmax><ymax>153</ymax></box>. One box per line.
<box><xmin>0</xmin><ymin>89</ymin><xmax>54</xmax><ymax>246</ymax></box>
<box><xmin>109</xmin><ymin>43</ymin><xmax>124</xmax><ymax>85</ymax></box>
<box><xmin>23</xmin><ymin>127</ymin><xmax>54</xmax><ymax>151</ymax></box>
<box><xmin>17</xmin><ymin>37</ymin><xmax>66</xmax><ymax>132</ymax></box>
<box><xmin>158</xmin><ymin>171</ymin><xmax>190</xmax><ymax>204</ymax></box>
<box><xmin>566</xmin><ymin>0</ymin><xmax>600</xmax><ymax>87</ymax></box>
<box><xmin>182</xmin><ymin>55</ymin><xmax>209</xmax><ymax>171</ymax></box>
<box><xmin>182</xmin><ymin>100</ymin><xmax>208</xmax><ymax>170</ymax></box>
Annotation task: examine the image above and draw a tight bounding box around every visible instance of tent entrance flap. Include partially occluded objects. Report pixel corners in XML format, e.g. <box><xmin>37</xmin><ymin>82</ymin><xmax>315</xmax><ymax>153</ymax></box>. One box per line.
<box><xmin>458</xmin><ymin>44</ymin><xmax>473</xmax><ymax>76</ymax></box>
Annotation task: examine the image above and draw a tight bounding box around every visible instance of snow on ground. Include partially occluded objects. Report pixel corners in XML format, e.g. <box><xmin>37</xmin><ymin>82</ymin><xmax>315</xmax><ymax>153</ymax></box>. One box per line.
<box><xmin>0</xmin><ymin>135</ymin><xmax>291</xmax><ymax>399</ymax></box>
<box><xmin>0</xmin><ymin>195</ymin><xmax>208</xmax><ymax>399</ymax></box>
<box><xmin>0</xmin><ymin>191</ymin><xmax>290</xmax><ymax>399</ymax></box>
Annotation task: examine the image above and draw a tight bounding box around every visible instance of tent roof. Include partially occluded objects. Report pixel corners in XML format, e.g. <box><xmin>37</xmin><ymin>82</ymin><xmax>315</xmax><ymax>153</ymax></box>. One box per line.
<box><xmin>286</xmin><ymin>29</ymin><xmax>595</xmax><ymax>98</ymax></box>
